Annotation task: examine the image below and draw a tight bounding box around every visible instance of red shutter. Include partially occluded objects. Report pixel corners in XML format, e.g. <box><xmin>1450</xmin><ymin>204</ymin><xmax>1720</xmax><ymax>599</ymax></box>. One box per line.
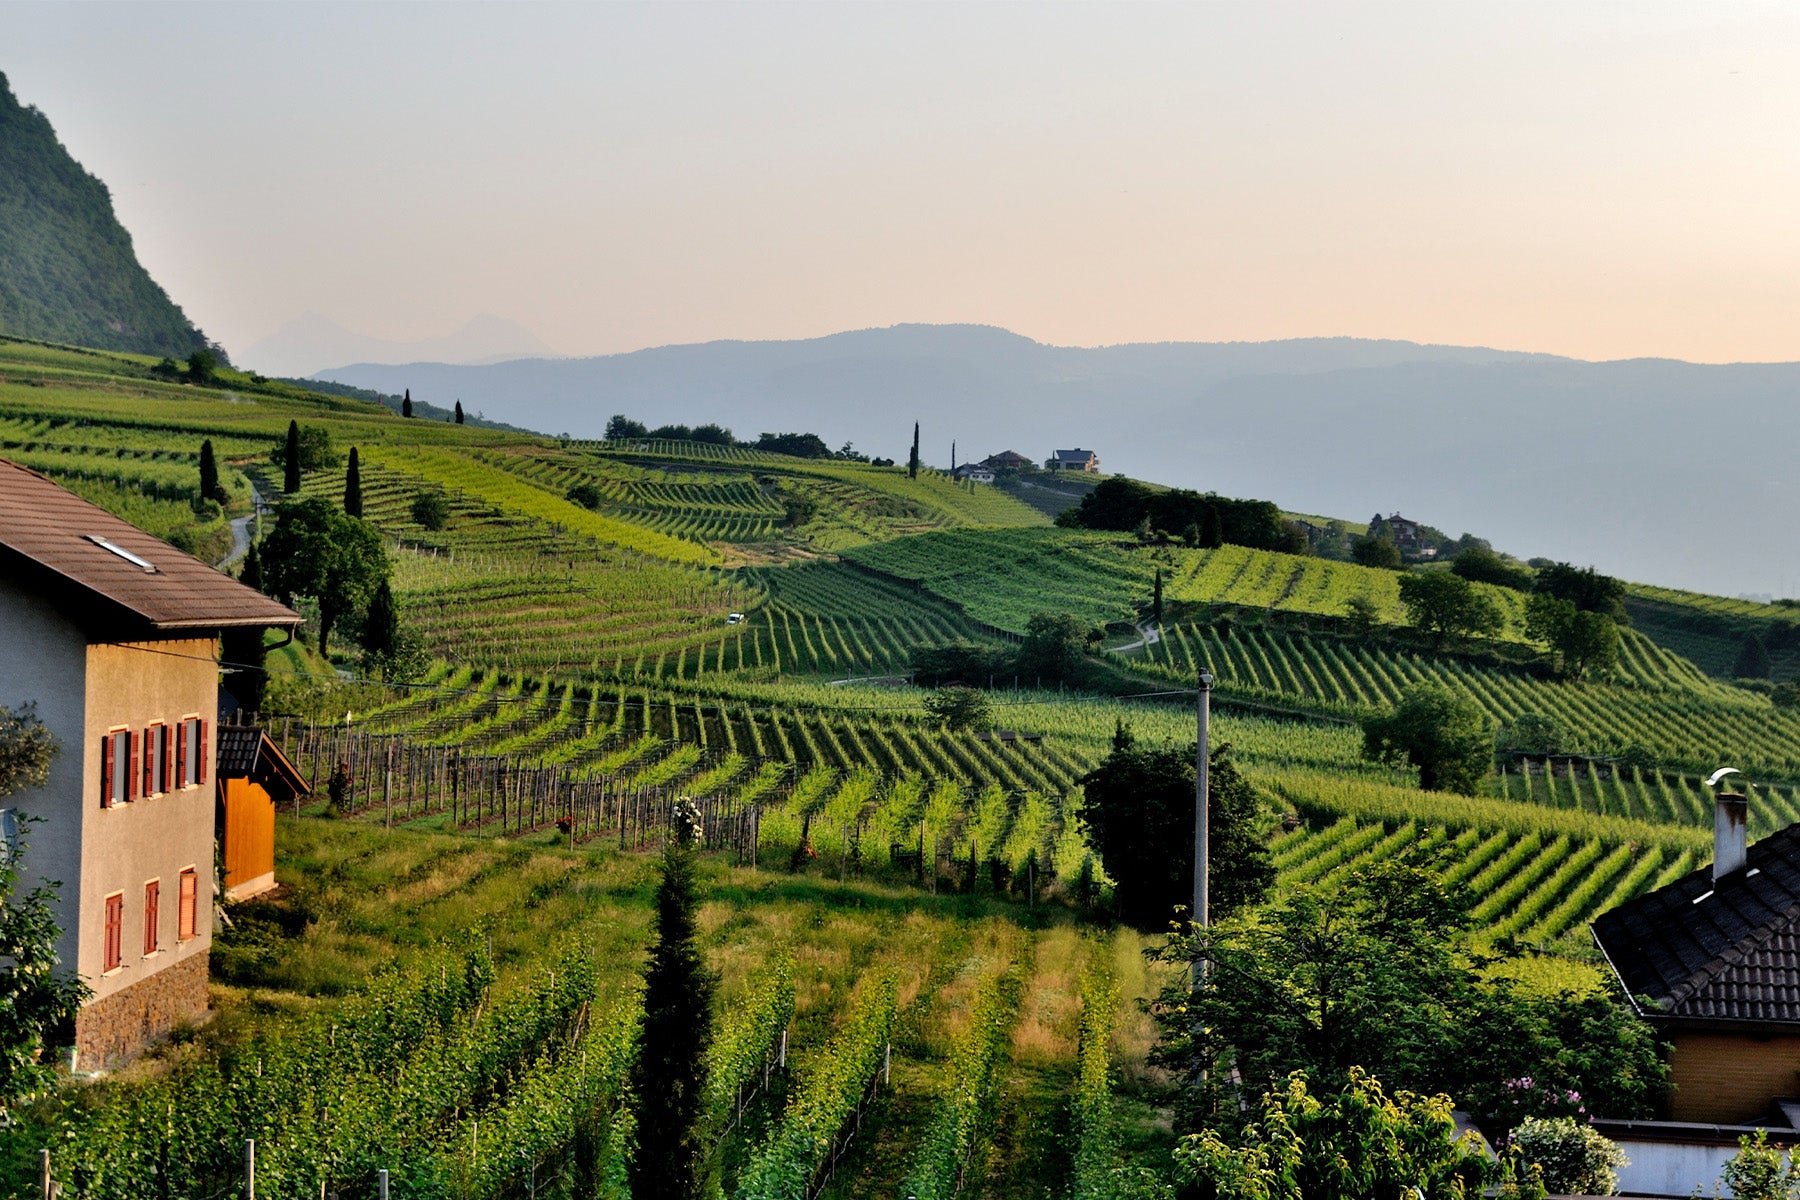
<box><xmin>104</xmin><ymin>894</ymin><xmax>122</xmax><ymax>971</ymax></box>
<box><xmin>127</xmin><ymin>730</ymin><xmax>139</xmax><ymax>802</ymax></box>
<box><xmin>175</xmin><ymin>721</ymin><xmax>188</xmax><ymax>788</ymax></box>
<box><xmin>100</xmin><ymin>734</ymin><xmax>115</xmax><ymax>808</ymax></box>
<box><xmin>178</xmin><ymin>869</ymin><xmax>197</xmax><ymax>941</ymax></box>
<box><xmin>143</xmin><ymin>880</ymin><xmax>160</xmax><ymax>955</ymax></box>
<box><xmin>142</xmin><ymin>728</ymin><xmax>154</xmax><ymax>797</ymax></box>
<box><xmin>197</xmin><ymin>719</ymin><xmax>208</xmax><ymax>786</ymax></box>
<box><xmin>163</xmin><ymin>725</ymin><xmax>175</xmax><ymax>793</ymax></box>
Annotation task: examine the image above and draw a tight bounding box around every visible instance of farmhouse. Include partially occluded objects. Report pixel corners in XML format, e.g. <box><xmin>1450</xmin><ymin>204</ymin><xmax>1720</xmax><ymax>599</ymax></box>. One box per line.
<box><xmin>1046</xmin><ymin>448</ymin><xmax>1100</xmax><ymax>472</ymax></box>
<box><xmin>1374</xmin><ymin>511</ymin><xmax>1424</xmax><ymax>552</ymax></box>
<box><xmin>0</xmin><ymin>458</ymin><xmax>299</xmax><ymax>1065</ymax></box>
<box><xmin>952</xmin><ymin>464</ymin><xmax>996</xmax><ymax>484</ymax></box>
<box><xmin>979</xmin><ymin>450</ymin><xmax>1033</xmax><ymax>472</ymax></box>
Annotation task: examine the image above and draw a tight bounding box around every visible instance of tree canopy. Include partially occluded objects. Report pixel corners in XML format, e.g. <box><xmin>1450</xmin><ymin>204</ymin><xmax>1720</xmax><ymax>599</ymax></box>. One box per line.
<box><xmin>1361</xmin><ymin>683</ymin><xmax>1492</xmax><ymax>794</ymax></box>
<box><xmin>1525</xmin><ymin>593</ymin><xmax>1621</xmax><ymax>680</ymax></box>
<box><xmin>259</xmin><ymin>498</ymin><xmax>389</xmax><ymax>659</ymax></box>
<box><xmin>1397</xmin><ymin>570</ymin><xmax>1505</xmax><ymax>645</ymax></box>
<box><xmin>1533</xmin><ymin>562</ymin><xmax>1626</xmax><ymax>622</ymax></box>
<box><xmin>1016</xmin><ymin>612</ymin><xmax>1093</xmax><ymax>686</ymax></box>
<box><xmin>1056</xmin><ymin>476</ymin><xmax>1305</xmax><ymax>553</ymax></box>
<box><xmin>1080</xmin><ymin>732</ymin><xmax>1273</xmax><ymax>928</ymax></box>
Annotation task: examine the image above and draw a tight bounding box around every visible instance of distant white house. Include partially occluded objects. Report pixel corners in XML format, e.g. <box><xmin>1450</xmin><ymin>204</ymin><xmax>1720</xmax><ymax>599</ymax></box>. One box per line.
<box><xmin>953</xmin><ymin>465</ymin><xmax>996</xmax><ymax>484</ymax></box>
<box><xmin>1046</xmin><ymin>448</ymin><xmax>1099</xmax><ymax>473</ymax></box>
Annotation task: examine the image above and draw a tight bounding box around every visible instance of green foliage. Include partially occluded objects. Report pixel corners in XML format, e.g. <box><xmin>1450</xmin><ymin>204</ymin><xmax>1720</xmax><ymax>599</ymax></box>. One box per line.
<box><xmin>629</xmin><ymin>802</ymin><xmax>717</xmax><ymax>1200</ymax></box>
<box><xmin>911</xmin><ymin>641</ymin><xmax>1014</xmax><ymax>688</ymax></box>
<box><xmin>0</xmin><ymin>702</ymin><xmax>55</xmax><ymax>798</ymax></box>
<box><xmin>409</xmin><ymin>487</ymin><xmax>450</xmax><ymax>531</ymax></box>
<box><xmin>703</xmin><ymin>951</ymin><xmax>794</xmax><ymax>1132</ymax></box>
<box><xmin>1352</xmin><ymin>535</ymin><xmax>1403</xmax><ymax>569</ymax></box>
<box><xmin>1399</xmin><ymin>571</ymin><xmax>1506</xmax><ymax>645</ymax></box>
<box><xmin>1723</xmin><ymin>1130</ymin><xmax>1800</xmax><ymax>1200</ymax></box>
<box><xmin>0</xmin><ymin>73</ymin><xmax>212</xmax><ymax>358</ymax></box>
<box><xmin>342</xmin><ymin>445</ymin><xmax>363</xmax><ymax>517</ymax></box>
<box><xmin>197</xmin><ymin>438</ymin><xmax>229</xmax><ymax>506</ymax></box>
<box><xmin>1534</xmin><ymin>562</ymin><xmax>1626</xmax><ymax>623</ymax></box>
<box><xmin>925</xmin><ymin>685</ymin><xmax>994</xmax><ymax>733</ymax></box>
<box><xmin>1080</xmin><ymin>733</ymin><xmax>1273</xmax><ymax>927</ymax></box>
<box><xmin>270</xmin><ymin>421</ymin><xmax>339</xmax><ymax>475</ymax></box>
<box><xmin>1736</xmin><ymin>634</ymin><xmax>1774</xmax><ymax>680</ymax></box>
<box><xmin>1526</xmin><ymin>593</ymin><xmax>1622</xmax><ymax>680</ymax></box>
<box><xmin>1172</xmin><ymin>1068</ymin><xmax>1541</xmax><ymax>1200</ymax></box>
<box><xmin>1071</xmin><ymin>950</ymin><xmax>1173</xmax><ymax>1200</ymax></box>
<box><xmin>1062</xmin><ymin>475</ymin><xmax>1296</xmax><ymax>553</ymax></box>
<box><xmin>1452</xmin><ymin>545</ymin><xmax>1533</xmax><ymax>591</ymax></box>
<box><xmin>1362</xmin><ymin>684</ymin><xmax>1492</xmax><ymax>794</ymax></box>
<box><xmin>260</xmin><ymin>498</ymin><xmax>389</xmax><ymax>658</ymax></box>
<box><xmin>1510</xmin><ymin>1117</ymin><xmax>1626</xmax><ymax>1196</ymax></box>
<box><xmin>567</xmin><ymin>480</ymin><xmax>604</xmax><ymax>510</ymax></box>
<box><xmin>1497</xmin><ymin>712</ymin><xmax>1569</xmax><ymax>757</ymax></box>
<box><xmin>1017</xmin><ymin>611</ymin><xmax>1093</xmax><ymax>685</ymax></box>
<box><xmin>899</xmin><ymin>963</ymin><xmax>1023</xmax><ymax>1200</ymax></box>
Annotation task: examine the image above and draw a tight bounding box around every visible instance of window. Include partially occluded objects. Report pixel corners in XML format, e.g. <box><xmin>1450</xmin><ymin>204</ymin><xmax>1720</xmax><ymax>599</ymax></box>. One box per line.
<box><xmin>143</xmin><ymin>880</ymin><xmax>160</xmax><ymax>955</ymax></box>
<box><xmin>178</xmin><ymin>718</ymin><xmax>208</xmax><ymax>788</ymax></box>
<box><xmin>177</xmin><ymin>868</ymin><xmax>198</xmax><ymax>941</ymax></box>
<box><xmin>101</xmin><ymin>728</ymin><xmax>133</xmax><ymax>807</ymax></box>
<box><xmin>0</xmin><ymin>808</ymin><xmax>15</xmax><ymax>864</ymax></box>
<box><xmin>103</xmin><ymin>892</ymin><xmax>123</xmax><ymax>972</ymax></box>
<box><xmin>143</xmin><ymin>724</ymin><xmax>167</xmax><ymax>798</ymax></box>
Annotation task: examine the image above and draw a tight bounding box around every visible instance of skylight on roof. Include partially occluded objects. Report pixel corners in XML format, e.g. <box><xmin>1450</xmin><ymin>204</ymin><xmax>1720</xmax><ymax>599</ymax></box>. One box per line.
<box><xmin>84</xmin><ymin>535</ymin><xmax>157</xmax><ymax>573</ymax></box>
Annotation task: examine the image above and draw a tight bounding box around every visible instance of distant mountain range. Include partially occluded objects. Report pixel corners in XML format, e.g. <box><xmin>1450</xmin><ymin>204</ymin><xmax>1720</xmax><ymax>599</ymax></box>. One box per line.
<box><xmin>0</xmin><ymin>71</ymin><xmax>211</xmax><ymax>359</ymax></box>
<box><xmin>316</xmin><ymin>324</ymin><xmax>1800</xmax><ymax>598</ymax></box>
<box><xmin>244</xmin><ymin>312</ymin><xmax>559</xmax><ymax>379</ymax></box>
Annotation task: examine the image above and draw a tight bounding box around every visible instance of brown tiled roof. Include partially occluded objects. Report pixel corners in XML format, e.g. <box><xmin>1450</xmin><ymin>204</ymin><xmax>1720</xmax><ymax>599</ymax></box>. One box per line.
<box><xmin>0</xmin><ymin>456</ymin><xmax>299</xmax><ymax>633</ymax></box>
<box><xmin>1591</xmin><ymin>822</ymin><xmax>1800</xmax><ymax>1025</ymax></box>
<box><xmin>214</xmin><ymin>724</ymin><xmax>309</xmax><ymax>799</ymax></box>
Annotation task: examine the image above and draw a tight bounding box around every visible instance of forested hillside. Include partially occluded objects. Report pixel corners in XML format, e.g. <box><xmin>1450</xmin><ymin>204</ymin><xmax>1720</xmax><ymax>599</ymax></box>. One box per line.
<box><xmin>0</xmin><ymin>71</ymin><xmax>212</xmax><ymax>359</ymax></box>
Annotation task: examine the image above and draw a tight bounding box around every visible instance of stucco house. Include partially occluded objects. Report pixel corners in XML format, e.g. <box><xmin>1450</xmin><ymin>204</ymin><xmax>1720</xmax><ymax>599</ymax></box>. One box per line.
<box><xmin>1046</xmin><ymin>448</ymin><xmax>1100</xmax><ymax>472</ymax></box>
<box><xmin>0</xmin><ymin>458</ymin><xmax>299</xmax><ymax>1066</ymax></box>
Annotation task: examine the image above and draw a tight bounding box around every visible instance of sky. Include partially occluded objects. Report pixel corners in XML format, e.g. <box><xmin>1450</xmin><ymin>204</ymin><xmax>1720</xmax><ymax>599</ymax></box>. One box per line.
<box><xmin>6</xmin><ymin>2</ymin><xmax>1800</xmax><ymax>365</ymax></box>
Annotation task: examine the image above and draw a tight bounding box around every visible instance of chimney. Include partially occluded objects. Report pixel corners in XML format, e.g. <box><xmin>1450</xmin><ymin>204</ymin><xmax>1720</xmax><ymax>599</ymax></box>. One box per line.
<box><xmin>1714</xmin><ymin>792</ymin><xmax>1749</xmax><ymax>882</ymax></box>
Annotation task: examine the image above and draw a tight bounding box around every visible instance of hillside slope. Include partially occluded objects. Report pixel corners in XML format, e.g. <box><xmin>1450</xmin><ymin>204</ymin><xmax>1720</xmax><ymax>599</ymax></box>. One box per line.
<box><xmin>0</xmin><ymin>71</ymin><xmax>211</xmax><ymax>359</ymax></box>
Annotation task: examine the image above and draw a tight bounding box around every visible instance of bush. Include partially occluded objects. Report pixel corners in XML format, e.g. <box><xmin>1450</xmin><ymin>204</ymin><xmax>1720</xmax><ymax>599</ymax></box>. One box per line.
<box><xmin>1723</xmin><ymin>1130</ymin><xmax>1800</xmax><ymax>1200</ymax></box>
<box><xmin>565</xmin><ymin>481</ymin><xmax>603</xmax><ymax>511</ymax></box>
<box><xmin>1511</xmin><ymin>1117</ymin><xmax>1626</xmax><ymax>1196</ymax></box>
<box><xmin>411</xmin><ymin>489</ymin><xmax>451</xmax><ymax>530</ymax></box>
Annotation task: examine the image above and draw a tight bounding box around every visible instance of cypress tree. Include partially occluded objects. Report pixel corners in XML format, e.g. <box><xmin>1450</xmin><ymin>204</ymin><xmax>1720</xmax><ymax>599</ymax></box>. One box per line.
<box><xmin>239</xmin><ymin>541</ymin><xmax>264</xmax><ymax>594</ymax></box>
<box><xmin>628</xmin><ymin>800</ymin><xmax>715</xmax><ymax>1200</ymax></box>
<box><xmin>1199</xmin><ymin>506</ymin><xmax>1224</xmax><ymax>549</ymax></box>
<box><xmin>908</xmin><ymin>421</ymin><xmax>920</xmax><ymax>480</ymax></box>
<box><xmin>1735</xmin><ymin>635</ymin><xmax>1773</xmax><ymax>680</ymax></box>
<box><xmin>1153</xmin><ymin>567</ymin><xmax>1164</xmax><ymax>624</ymax></box>
<box><xmin>198</xmin><ymin>438</ymin><xmax>227</xmax><ymax>506</ymax></box>
<box><xmin>362</xmin><ymin>577</ymin><xmax>399</xmax><ymax>666</ymax></box>
<box><xmin>454</xmin><ymin>400</ymin><xmax>465</xmax><ymax>425</ymax></box>
<box><xmin>282</xmin><ymin>420</ymin><xmax>301</xmax><ymax>494</ymax></box>
<box><xmin>344</xmin><ymin>447</ymin><xmax>363</xmax><ymax>518</ymax></box>
<box><xmin>402</xmin><ymin>388</ymin><xmax>413</xmax><ymax>418</ymax></box>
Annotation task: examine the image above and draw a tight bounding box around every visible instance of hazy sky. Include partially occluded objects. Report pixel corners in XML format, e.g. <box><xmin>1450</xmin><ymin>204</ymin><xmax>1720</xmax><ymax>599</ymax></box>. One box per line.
<box><xmin>7</xmin><ymin>2</ymin><xmax>1800</xmax><ymax>363</ymax></box>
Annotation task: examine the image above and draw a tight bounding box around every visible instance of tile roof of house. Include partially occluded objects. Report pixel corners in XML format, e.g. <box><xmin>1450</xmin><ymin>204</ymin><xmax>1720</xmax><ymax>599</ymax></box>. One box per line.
<box><xmin>214</xmin><ymin>724</ymin><xmax>309</xmax><ymax>797</ymax></box>
<box><xmin>1051</xmin><ymin>449</ymin><xmax>1095</xmax><ymax>461</ymax></box>
<box><xmin>1592</xmin><ymin>821</ymin><xmax>1800</xmax><ymax>1025</ymax></box>
<box><xmin>0</xmin><ymin>456</ymin><xmax>299</xmax><ymax>634</ymax></box>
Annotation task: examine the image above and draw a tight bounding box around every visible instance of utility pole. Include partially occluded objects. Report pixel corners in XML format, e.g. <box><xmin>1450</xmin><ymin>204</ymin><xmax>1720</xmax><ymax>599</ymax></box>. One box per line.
<box><xmin>1193</xmin><ymin>668</ymin><xmax>1213</xmax><ymax>990</ymax></box>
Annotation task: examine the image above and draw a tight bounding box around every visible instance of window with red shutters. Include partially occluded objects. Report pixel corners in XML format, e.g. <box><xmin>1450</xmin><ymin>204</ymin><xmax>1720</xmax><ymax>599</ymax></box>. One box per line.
<box><xmin>143</xmin><ymin>880</ymin><xmax>160</xmax><ymax>955</ymax></box>
<box><xmin>100</xmin><ymin>733</ymin><xmax>115</xmax><ymax>808</ymax></box>
<box><xmin>126</xmin><ymin>729</ymin><xmax>139</xmax><ymax>802</ymax></box>
<box><xmin>103</xmin><ymin>893</ymin><xmax>123</xmax><ymax>972</ymax></box>
<box><xmin>197</xmin><ymin>719</ymin><xmax>208</xmax><ymax>785</ymax></box>
<box><xmin>142</xmin><ymin>727</ymin><xmax>155</xmax><ymax>797</ymax></box>
<box><xmin>178</xmin><ymin>868</ymin><xmax>198</xmax><ymax>941</ymax></box>
<box><xmin>162</xmin><ymin>723</ymin><xmax>175</xmax><ymax>793</ymax></box>
<box><xmin>175</xmin><ymin>719</ymin><xmax>189</xmax><ymax>787</ymax></box>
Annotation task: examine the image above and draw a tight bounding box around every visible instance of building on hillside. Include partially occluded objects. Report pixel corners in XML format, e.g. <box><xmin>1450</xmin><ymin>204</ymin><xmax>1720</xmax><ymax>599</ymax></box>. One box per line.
<box><xmin>1588</xmin><ymin>787</ymin><xmax>1800</xmax><ymax>1192</ymax></box>
<box><xmin>1373</xmin><ymin>512</ymin><xmax>1423</xmax><ymax>552</ymax></box>
<box><xmin>980</xmin><ymin>450</ymin><xmax>1033</xmax><ymax>472</ymax></box>
<box><xmin>952</xmin><ymin>464</ymin><xmax>996</xmax><ymax>484</ymax></box>
<box><xmin>0</xmin><ymin>457</ymin><xmax>299</xmax><ymax>1066</ymax></box>
<box><xmin>215</xmin><ymin>722</ymin><xmax>309</xmax><ymax>901</ymax></box>
<box><xmin>1046</xmin><ymin>448</ymin><xmax>1100</xmax><ymax>472</ymax></box>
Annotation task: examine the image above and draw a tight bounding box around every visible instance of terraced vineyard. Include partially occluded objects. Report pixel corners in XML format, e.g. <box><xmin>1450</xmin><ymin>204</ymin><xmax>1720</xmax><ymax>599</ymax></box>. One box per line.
<box><xmin>1130</xmin><ymin>619</ymin><xmax>1800</xmax><ymax>782</ymax></box>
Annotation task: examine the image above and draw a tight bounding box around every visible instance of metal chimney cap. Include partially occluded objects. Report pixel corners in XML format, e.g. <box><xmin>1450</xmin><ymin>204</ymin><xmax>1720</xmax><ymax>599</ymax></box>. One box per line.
<box><xmin>1706</xmin><ymin>767</ymin><xmax>1743</xmax><ymax>789</ymax></box>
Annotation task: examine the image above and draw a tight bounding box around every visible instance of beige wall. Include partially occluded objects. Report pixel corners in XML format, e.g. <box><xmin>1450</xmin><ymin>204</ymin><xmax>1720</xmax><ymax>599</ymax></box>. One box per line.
<box><xmin>1669</xmin><ymin>1031</ymin><xmax>1800</xmax><ymax>1123</ymax></box>
<box><xmin>0</xmin><ymin>578</ymin><xmax>91</xmax><ymax>975</ymax></box>
<box><xmin>80</xmin><ymin>637</ymin><xmax>218</xmax><ymax>1004</ymax></box>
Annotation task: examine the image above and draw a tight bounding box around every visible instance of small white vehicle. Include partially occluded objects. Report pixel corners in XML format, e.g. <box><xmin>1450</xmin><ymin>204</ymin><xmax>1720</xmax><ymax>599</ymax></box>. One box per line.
<box><xmin>726</xmin><ymin>612</ymin><xmax>744</xmax><ymax>625</ymax></box>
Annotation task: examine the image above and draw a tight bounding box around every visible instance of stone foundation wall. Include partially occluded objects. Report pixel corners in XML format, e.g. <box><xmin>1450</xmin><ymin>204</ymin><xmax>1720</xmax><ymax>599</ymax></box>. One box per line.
<box><xmin>74</xmin><ymin>952</ymin><xmax>209</xmax><ymax>1069</ymax></box>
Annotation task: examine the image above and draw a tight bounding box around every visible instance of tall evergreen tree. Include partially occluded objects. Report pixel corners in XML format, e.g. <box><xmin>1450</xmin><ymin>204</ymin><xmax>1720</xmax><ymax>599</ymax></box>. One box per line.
<box><xmin>198</xmin><ymin>438</ymin><xmax>227</xmax><ymax>506</ymax></box>
<box><xmin>238</xmin><ymin>541</ymin><xmax>264</xmax><ymax>594</ymax></box>
<box><xmin>221</xmin><ymin>626</ymin><xmax>267</xmax><ymax>714</ymax></box>
<box><xmin>1153</xmin><ymin>567</ymin><xmax>1164</xmax><ymax>624</ymax></box>
<box><xmin>401</xmin><ymin>388</ymin><xmax>413</xmax><ymax>418</ymax></box>
<box><xmin>343</xmin><ymin>446</ymin><xmax>363</xmax><ymax>518</ymax></box>
<box><xmin>282</xmin><ymin>420</ymin><xmax>301</xmax><ymax>494</ymax></box>
<box><xmin>454</xmin><ymin>400</ymin><xmax>465</xmax><ymax>425</ymax></box>
<box><xmin>362</xmin><ymin>577</ymin><xmax>399</xmax><ymax>665</ymax></box>
<box><xmin>1199</xmin><ymin>506</ymin><xmax>1224</xmax><ymax>549</ymax></box>
<box><xmin>628</xmin><ymin>800</ymin><xmax>715</xmax><ymax>1200</ymax></box>
<box><xmin>908</xmin><ymin>421</ymin><xmax>920</xmax><ymax>480</ymax></box>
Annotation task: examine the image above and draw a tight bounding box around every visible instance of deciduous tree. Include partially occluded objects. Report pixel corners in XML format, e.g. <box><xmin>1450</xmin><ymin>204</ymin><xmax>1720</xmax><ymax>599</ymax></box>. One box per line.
<box><xmin>1361</xmin><ymin>683</ymin><xmax>1491</xmax><ymax>794</ymax></box>
<box><xmin>259</xmin><ymin>499</ymin><xmax>388</xmax><ymax>659</ymax></box>
<box><xmin>1397</xmin><ymin>571</ymin><xmax>1505</xmax><ymax>646</ymax></box>
<box><xmin>924</xmin><ymin>686</ymin><xmax>992</xmax><ymax>732</ymax></box>
<box><xmin>1016</xmin><ymin>612</ymin><xmax>1092</xmax><ymax>685</ymax></box>
<box><xmin>1351</xmin><ymin>535</ymin><xmax>1402</xmax><ymax>570</ymax></box>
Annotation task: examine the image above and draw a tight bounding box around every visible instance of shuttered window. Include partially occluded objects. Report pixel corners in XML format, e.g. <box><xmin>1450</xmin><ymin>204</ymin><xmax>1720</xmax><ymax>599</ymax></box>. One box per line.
<box><xmin>103</xmin><ymin>893</ymin><xmax>123</xmax><ymax>972</ymax></box>
<box><xmin>174</xmin><ymin>719</ymin><xmax>188</xmax><ymax>788</ymax></box>
<box><xmin>143</xmin><ymin>879</ymin><xmax>160</xmax><ymax>955</ymax></box>
<box><xmin>178</xmin><ymin>718</ymin><xmax>208</xmax><ymax>788</ymax></box>
<box><xmin>143</xmin><ymin>724</ymin><xmax>167</xmax><ymax>798</ymax></box>
<box><xmin>101</xmin><ymin>729</ymin><xmax>131</xmax><ymax>808</ymax></box>
<box><xmin>177</xmin><ymin>868</ymin><xmax>198</xmax><ymax>941</ymax></box>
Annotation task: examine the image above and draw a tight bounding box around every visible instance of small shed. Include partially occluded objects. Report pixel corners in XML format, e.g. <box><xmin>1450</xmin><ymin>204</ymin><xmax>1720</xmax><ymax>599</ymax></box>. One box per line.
<box><xmin>214</xmin><ymin>724</ymin><xmax>308</xmax><ymax>900</ymax></box>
